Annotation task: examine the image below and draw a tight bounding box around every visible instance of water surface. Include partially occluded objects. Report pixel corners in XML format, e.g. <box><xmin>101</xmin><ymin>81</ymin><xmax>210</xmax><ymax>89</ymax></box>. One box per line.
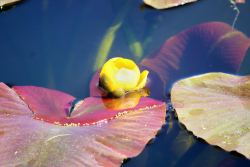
<box><xmin>0</xmin><ymin>0</ymin><xmax>250</xmax><ymax>166</ymax></box>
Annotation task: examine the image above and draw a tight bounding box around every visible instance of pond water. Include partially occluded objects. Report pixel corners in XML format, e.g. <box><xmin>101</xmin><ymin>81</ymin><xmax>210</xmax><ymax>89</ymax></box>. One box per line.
<box><xmin>0</xmin><ymin>0</ymin><xmax>250</xmax><ymax>166</ymax></box>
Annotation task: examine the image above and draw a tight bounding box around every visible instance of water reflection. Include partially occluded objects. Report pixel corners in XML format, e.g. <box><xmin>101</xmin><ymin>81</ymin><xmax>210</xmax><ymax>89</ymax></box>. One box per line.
<box><xmin>102</xmin><ymin>89</ymin><xmax>149</xmax><ymax>110</ymax></box>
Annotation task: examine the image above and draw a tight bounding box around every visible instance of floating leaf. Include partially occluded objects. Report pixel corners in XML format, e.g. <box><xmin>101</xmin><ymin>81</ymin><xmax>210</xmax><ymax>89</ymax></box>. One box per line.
<box><xmin>0</xmin><ymin>83</ymin><xmax>166</xmax><ymax>166</ymax></box>
<box><xmin>0</xmin><ymin>0</ymin><xmax>21</xmax><ymax>10</ymax></box>
<box><xmin>143</xmin><ymin>0</ymin><xmax>197</xmax><ymax>9</ymax></box>
<box><xmin>141</xmin><ymin>22</ymin><xmax>250</xmax><ymax>86</ymax></box>
<box><xmin>171</xmin><ymin>72</ymin><xmax>250</xmax><ymax>159</ymax></box>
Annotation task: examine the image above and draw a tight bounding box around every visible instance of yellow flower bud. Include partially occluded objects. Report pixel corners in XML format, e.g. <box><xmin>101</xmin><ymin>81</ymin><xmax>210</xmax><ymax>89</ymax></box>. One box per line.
<box><xmin>99</xmin><ymin>57</ymin><xmax>149</xmax><ymax>97</ymax></box>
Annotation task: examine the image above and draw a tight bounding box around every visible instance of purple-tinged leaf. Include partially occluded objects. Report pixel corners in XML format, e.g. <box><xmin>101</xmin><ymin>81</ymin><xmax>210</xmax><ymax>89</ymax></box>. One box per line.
<box><xmin>0</xmin><ymin>83</ymin><xmax>166</xmax><ymax>167</ymax></box>
<box><xmin>13</xmin><ymin>86</ymin><xmax>74</xmax><ymax>123</ymax></box>
<box><xmin>141</xmin><ymin>22</ymin><xmax>250</xmax><ymax>86</ymax></box>
<box><xmin>13</xmin><ymin>86</ymin><xmax>160</xmax><ymax>126</ymax></box>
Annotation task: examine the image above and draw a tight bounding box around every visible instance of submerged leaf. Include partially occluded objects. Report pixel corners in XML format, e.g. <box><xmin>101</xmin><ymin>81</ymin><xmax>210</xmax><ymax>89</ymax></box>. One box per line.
<box><xmin>143</xmin><ymin>0</ymin><xmax>197</xmax><ymax>9</ymax></box>
<box><xmin>93</xmin><ymin>0</ymin><xmax>133</xmax><ymax>71</ymax></box>
<box><xmin>93</xmin><ymin>22</ymin><xmax>122</xmax><ymax>71</ymax></box>
<box><xmin>124</xmin><ymin>24</ymin><xmax>144</xmax><ymax>60</ymax></box>
<box><xmin>171</xmin><ymin>73</ymin><xmax>250</xmax><ymax>159</ymax></box>
<box><xmin>141</xmin><ymin>22</ymin><xmax>250</xmax><ymax>86</ymax></box>
<box><xmin>0</xmin><ymin>83</ymin><xmax>166</xmax><ymax>166</ymax></box>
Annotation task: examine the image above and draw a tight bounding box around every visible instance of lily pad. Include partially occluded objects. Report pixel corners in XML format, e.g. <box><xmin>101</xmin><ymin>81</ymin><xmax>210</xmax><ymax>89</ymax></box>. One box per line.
<box><xmin>143</xmin><ymin>0</ymin><xmax>197</xmax><ymax>9</ymax></box>
<box><xmin>0</xmin><ymin>0</ymin><xmax>21</xmax><ymax>10</ymax></box>
<box><xmin>141</xmin><ymin>22</ymin><xmax>250</xmax><ymax>86</ymax></box>
<box><xmin>171</xmin><ymin>72</ymin><xmax>250</xmax><ymax>159</ymax></box>
<box><xmin>0</xmin><ymin>83</ymin><xmax>166</xmax><ymax>166</ymax></box>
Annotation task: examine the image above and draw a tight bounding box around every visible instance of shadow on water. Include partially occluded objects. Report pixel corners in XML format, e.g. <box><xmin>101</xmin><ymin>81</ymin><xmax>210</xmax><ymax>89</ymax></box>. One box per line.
<box><xmin>238</xmin><ymin>47</ymin><xmax>250</xmax><ymax>75</ymax></box>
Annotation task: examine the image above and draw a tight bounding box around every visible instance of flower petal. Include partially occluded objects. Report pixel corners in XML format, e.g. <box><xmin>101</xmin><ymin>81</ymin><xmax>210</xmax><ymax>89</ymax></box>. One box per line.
<box><xmin>171</xmin><ymin>72</ymin><xmax>250</xmax><ymax>159</ymax></box>
<box><xmin>141</xmin><ymin>22</ymin><xmax>250</xmax><ymax>86</ymax></box>
<box><xmin>0</xmin><ymin>83</ymin><xmax>166</xmax><ymax>167</ymax></box>
<box><xmin>100</xmin><ymin>57</ymin><xmax>141</xmax><ymax>94</ymax></box>
<box><xmin>135</xmin><ymin>70</ymin><xmax>149</xmax><ymax>90</ymax></box>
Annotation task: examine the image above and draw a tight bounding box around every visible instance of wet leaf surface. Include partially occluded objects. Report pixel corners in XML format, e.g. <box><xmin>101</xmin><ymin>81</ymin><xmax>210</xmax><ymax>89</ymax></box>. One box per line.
<box><xmin>0</xmin><ymin>83</ymin><xmax>166</xmax><ymax>167</ymax></box>
<box><xmin>171</xmin><ymin>72</ymin><xmax>250</xmax><ymax>159</ymax></box>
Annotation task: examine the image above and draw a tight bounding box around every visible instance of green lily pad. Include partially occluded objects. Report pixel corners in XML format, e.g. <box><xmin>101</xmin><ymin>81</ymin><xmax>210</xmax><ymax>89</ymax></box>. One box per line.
<box><xmin>171</xmin><ymin>72</ymin><xmax>250</xmax><ymax>159</ymax></box>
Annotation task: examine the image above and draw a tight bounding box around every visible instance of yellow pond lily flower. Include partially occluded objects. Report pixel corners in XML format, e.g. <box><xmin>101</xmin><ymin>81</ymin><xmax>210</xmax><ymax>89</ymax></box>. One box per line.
<box><xmin>99</xmin><ymin>57</ymin><xmax>149</xmax><ymax>97</ymax></box>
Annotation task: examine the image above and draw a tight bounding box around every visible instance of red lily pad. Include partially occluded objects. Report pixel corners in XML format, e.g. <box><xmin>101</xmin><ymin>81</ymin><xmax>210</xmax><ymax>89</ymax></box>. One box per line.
<box><xmin>0</xmin><ymin>83</ymin><xmax>166</xmax><ymax>166</ymax></box>
<box><xmin>13</xmin><ymin>86</ymin><xmax>75</xmax><ymax>124</ymax></box>
<box><xmin>13</xmin><ymin>86</ymin><xmax>160</xmax><ymax>125</ymax></box>
<box><xmin>141</xmin><ymin>22</ymin><xmax>250</xmax><ymax>85</ymax></box>
<box><xmin>171</xmin><ymin>73</ymin><xmax>250</xmax><ymax>159</ymax></box>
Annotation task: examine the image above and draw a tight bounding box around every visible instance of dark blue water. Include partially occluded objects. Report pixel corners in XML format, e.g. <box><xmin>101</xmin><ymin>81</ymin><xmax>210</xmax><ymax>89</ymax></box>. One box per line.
<box><xmin>0</xmin><ymin>0</ymin><xmax>250</xmax><ymax>166</ymax></box>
